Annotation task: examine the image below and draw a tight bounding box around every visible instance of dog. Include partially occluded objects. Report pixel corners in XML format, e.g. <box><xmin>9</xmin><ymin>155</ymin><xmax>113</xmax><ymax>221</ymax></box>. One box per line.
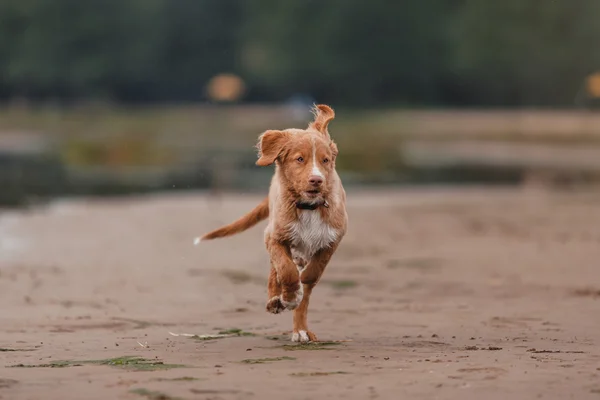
<box><xmin>198</xmin><ymin>104</ymin><xmax>348</xmax><ymax>343</ymax></box>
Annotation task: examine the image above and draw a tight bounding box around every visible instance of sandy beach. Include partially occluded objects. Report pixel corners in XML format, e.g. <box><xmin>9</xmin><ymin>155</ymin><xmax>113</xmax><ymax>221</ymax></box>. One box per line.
<box><xmin>1</xmin><ymin>186</ymin><xmax>600</xmax><ymax>400</ymax></box>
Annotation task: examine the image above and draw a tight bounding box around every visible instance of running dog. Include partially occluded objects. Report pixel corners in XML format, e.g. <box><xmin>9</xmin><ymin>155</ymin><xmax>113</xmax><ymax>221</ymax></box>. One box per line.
<box><xmin>198</xmin><ymin>104</ymin><xmax>348</xmax><ymax>343</ymax></box>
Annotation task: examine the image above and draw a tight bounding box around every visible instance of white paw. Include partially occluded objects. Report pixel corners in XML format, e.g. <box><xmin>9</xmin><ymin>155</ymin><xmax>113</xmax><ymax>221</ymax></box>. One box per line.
<box><xmin>291</xmin><ymin>330</ymin><xmax>311</xmax><ymax>343</ymax></box>
<box><xmin>193</xmin><ymin>237</ymin><xmax>201</xmax><ymax>246</ymax></box>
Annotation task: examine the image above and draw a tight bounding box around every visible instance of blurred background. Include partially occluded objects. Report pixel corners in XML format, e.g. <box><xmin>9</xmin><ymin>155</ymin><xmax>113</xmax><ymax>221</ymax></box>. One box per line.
<box><xmin>2</xmin><ymin>0</ymin><xmax>600</xmax><ymax>206</ymax></box>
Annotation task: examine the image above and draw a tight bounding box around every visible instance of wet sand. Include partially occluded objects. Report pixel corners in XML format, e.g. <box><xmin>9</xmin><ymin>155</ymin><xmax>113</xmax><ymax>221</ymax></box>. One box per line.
<box><xmin>1</xmin><ymin>186</ymin><xmax>600</xmax><ymax>400</ymax></box>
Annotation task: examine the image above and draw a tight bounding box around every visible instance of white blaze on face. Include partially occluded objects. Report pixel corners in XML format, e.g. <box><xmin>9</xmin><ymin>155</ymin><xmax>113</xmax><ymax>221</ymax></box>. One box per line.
<box><xmin>311</xmin><ymin>137</ymin><xmax>325</xmax><ymax>179</ymax></box>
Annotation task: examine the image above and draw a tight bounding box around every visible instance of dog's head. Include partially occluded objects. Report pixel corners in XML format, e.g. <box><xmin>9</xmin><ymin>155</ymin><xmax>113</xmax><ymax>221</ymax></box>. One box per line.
<box><xmin>256</xmin><ymin>104</ymin><xmax>339</xmax><ymax>206</ymax></box>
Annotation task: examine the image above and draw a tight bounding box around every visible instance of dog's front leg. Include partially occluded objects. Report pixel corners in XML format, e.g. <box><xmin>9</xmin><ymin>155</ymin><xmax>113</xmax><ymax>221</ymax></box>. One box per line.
<box><xmin>265</xmin><ymin>239</ymin><xmax>302</xmax><ymax>312</ymax></box>
<box><xmin>265</xmin><ymin>265</ymin><xmax>284</xmax><ymax>313</ymax></box>
<box><xmin>292</xmin><ymin>244</ymin><xmax>338</xmax><ymax>343</ymax></box>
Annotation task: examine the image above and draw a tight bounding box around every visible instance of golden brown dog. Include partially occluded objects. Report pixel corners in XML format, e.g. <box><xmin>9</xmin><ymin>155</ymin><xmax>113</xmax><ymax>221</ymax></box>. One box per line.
<box><xmin>198</xmin><ymin>104</ymin><xmax>347</xmax><ymax>343</ymax></box>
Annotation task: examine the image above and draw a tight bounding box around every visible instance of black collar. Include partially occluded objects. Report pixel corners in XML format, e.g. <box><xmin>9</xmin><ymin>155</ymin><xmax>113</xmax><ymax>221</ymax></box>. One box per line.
<box><xmin>295</xmin><ymin>200</ymin><xmax>329</xmax><ymax>210</ymax></box>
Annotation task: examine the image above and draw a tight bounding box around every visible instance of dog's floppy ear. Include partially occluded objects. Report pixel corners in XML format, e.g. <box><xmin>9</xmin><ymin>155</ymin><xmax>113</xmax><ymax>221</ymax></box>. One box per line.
<box><xmin>309</xmin><ymin>104</ymin><xmax>335</xmax><ymax>137</ymax></box>
<box><xmin>256</xmin><ymin>130</ymin><xmax>289</xmax><ymax>166</ymax></box>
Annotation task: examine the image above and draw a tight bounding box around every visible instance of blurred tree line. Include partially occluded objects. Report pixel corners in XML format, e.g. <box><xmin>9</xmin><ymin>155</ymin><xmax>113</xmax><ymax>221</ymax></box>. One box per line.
<box><xmin>0</xmin><ymin>0</ymin><xmax>599</xmax><ymax>107</ymax></box>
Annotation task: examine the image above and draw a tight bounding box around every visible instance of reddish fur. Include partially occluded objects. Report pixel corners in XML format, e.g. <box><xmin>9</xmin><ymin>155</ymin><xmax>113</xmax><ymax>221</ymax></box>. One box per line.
<box><xmin>258</xmin><ymin>132</ymin><xmax>335</xmax><ymax>200</ymax></box>
<box><xmin>291</xmin><ymin>242</ymin><xmax>339</xmax><ymax>340</ymax></box>
<box><xmin>309</xmin><ymin>104</ymin><xmax>335</xmax><ymax>137</ymax></box>
<box><xmin>200</xmin><ymin>104</ymin><xmax>348</xmax><ymax>342</ymax></box>
<box><xmin>200</xmin><ymin>197</ymin><xmax>269</xmax><ymax>240</ymax></box>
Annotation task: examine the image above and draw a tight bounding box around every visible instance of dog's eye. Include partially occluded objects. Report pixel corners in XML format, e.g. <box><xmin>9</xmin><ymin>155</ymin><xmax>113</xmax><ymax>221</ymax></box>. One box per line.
<box><xmin>323</xmin><ymin>158</ymin><xmax>329</xmax><ymax>164</ymax></box>
<box><xmin>296</xmin><ymin>157</ymin><xmax>304</xmax><ymax>162</ymax></box>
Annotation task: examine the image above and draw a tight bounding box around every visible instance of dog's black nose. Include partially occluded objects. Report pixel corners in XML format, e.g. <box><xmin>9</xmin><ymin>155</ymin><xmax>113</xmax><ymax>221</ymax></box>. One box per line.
<box><xmin>309</xmin><ymin>175</ymin><xmax>323</xmax><ymax>186</ymax></box>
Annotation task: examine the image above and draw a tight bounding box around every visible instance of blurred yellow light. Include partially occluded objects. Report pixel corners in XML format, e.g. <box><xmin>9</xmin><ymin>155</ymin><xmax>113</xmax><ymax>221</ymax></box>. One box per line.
<box><xmin>206</xmin><ymin>73</ymin><xmax>246</xmax><ymax>102</ymax></box>
<box><xmin>586</xmin><ymin>73</ymin><xmax>600</xmax><ymax>98</ymax></box>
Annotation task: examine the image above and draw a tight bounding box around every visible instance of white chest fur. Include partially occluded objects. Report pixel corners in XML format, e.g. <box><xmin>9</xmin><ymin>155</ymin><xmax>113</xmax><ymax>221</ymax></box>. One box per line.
<box><xmin>288</xmin><ymin>210</ymin><xmax>338</xmax><ymax>261</ymax></box>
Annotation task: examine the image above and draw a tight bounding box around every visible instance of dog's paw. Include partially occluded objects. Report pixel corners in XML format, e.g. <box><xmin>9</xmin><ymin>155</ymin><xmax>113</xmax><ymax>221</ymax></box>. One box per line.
<box><xmin>265</xmin><ymin>296</ymin><xmax>285</xmax><ymax>314</ymax></box>
<box><xmin>291</xmin><ymin>330</ymin><xmax>317</xmax><ymax>343</ymax></box>
<box><xmin>280</xmin><ymin>284</ymin><xmax>303</xmax><ymax>310</ymax></box>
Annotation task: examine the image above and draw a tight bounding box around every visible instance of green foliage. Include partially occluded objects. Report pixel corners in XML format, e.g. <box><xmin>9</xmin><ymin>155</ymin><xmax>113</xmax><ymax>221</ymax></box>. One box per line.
<box><xmin>240</xmin><ymin>356</ymin><xmax>296</xmax><ymax>364</ymax></box>
<box><xmin>451</xmin><ymin>0</ymin><xmax>600</xmax><ymax>106</ymax></box>
<box><xmin>0</xmin><ymin>0</ymin><xmax>599</xmax><ymax>106</ymax></box>
<box><xmin>8</xmin><ymin>356</ymin><xmax>186</xmax><ymax>371</ymax></box>
<box><xmin>241</xmin><ymin>0</ymin><xmax>453</xmax><ymax>105</ymax></box>
<box><xmin>0</xmin><ymin>0</ymin><xmax>241</xmax><ymax>102</ymax></box>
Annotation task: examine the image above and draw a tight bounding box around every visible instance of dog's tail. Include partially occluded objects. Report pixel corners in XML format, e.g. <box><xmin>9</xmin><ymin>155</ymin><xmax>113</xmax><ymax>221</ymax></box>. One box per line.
<box><xmin>199</xmin><ymin>197</ymin><xmax>269</xmax><ymax>241</ymax></box>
